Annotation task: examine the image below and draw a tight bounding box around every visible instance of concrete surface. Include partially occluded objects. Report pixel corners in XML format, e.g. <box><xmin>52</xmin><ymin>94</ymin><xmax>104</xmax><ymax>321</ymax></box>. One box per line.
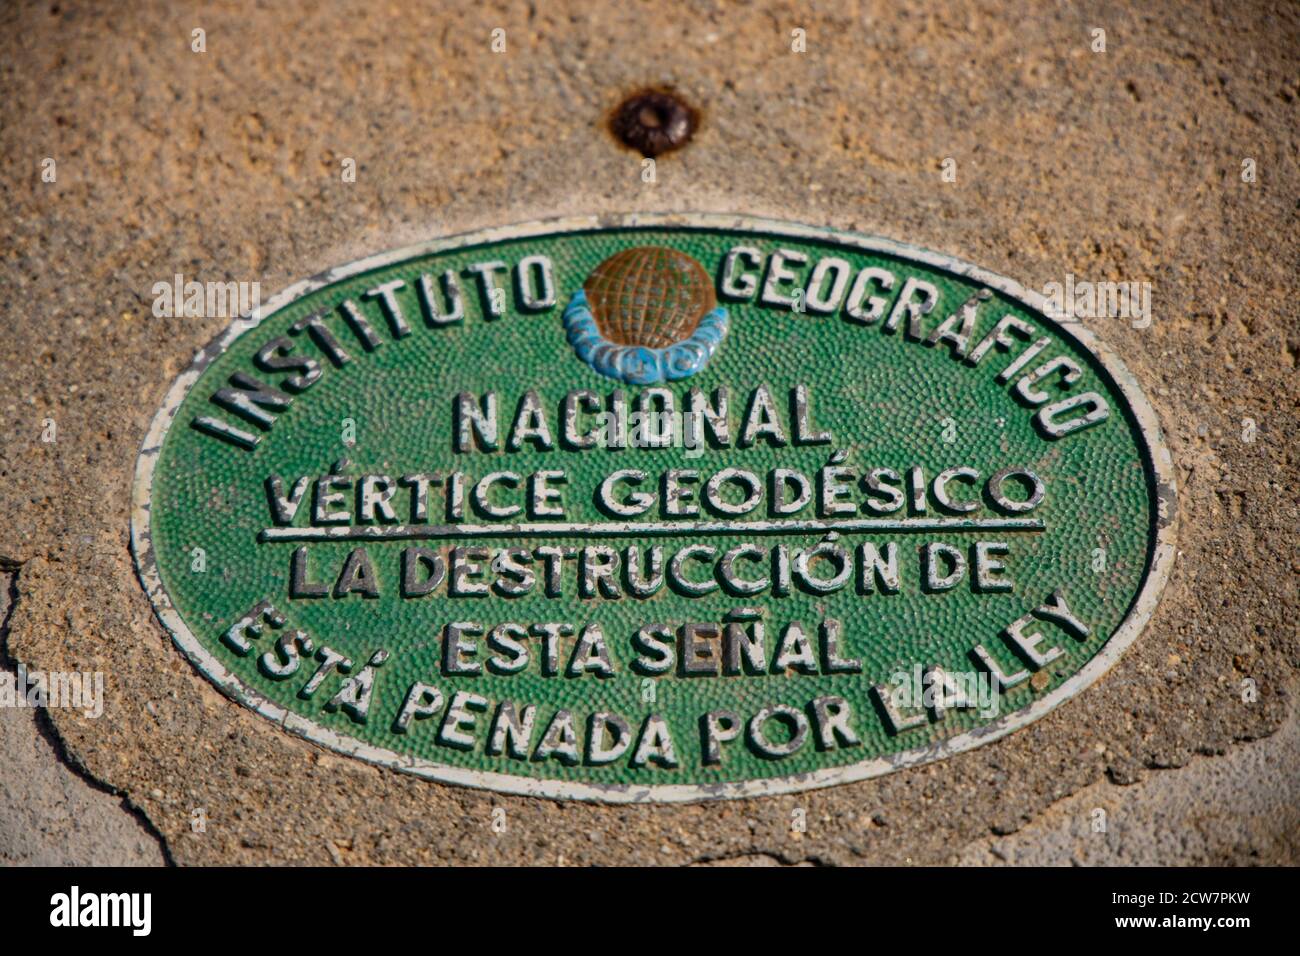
<box><xmin>957</xmin><ymin>699</ymin><xmax>1300</xmax><ymax>865</ymax></box>
<box><xmin>0</xmin><ymin>0</ymin><xmax>1296</xmax><ymax>865</ymax></box>
<box><xmin>0</xmin><ymin>573</ymin><xmax>166</xmax><ymax>865</ymax></box>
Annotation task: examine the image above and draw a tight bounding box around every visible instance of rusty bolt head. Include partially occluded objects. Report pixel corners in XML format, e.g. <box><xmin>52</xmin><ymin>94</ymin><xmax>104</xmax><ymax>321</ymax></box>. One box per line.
<box><xmin>610</xmin><ymin>89</ymin><xmax>697</xmax><ymax>158</ymax></box>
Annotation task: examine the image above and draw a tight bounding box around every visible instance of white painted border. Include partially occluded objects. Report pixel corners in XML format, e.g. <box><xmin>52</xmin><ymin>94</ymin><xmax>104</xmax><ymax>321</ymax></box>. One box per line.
<box><xmin>130</xmin><ymin>213</ymin><xmax>1178</xmax><ymax>803</ymax></box>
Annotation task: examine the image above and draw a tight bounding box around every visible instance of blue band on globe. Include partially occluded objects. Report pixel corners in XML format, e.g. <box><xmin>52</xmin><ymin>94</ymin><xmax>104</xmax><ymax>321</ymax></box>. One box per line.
<box><xmin>562</xmin><ymin>290</ymin><xmax>730</xmax><ymax>385</ymax></box>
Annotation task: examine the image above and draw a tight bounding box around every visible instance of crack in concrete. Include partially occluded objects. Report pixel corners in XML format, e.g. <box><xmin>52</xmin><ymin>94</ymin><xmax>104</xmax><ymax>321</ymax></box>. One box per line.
<box><xmin>688</xmin><ymin>849</ymin><xmax>827</xmax><ymax>867</ymax></box>
<box><xmin>956</xmin><ymin>691</ymin><xmax>1300</xmax><ymax>865</ymax></box>
<box><xmin>0</xmin><ymin>570</ymin><xmax>171</xmax><ymax>866</ymax></box>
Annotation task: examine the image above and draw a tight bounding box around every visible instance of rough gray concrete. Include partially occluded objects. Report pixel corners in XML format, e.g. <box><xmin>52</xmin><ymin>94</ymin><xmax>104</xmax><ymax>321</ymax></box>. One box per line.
<box><xmin>0</xmin><ymin>573</ymin><xmax>165</xmax><ymax>865</ymax></box>
<box><xmin>957</xmin><ymin>699</ymin><xmax>1300</xmax><ymax>865</ymax></box>
<box><xmin>0</xmin><ymin>0</ymin><xmax>1296</xmax><ymax>865</ymax></box>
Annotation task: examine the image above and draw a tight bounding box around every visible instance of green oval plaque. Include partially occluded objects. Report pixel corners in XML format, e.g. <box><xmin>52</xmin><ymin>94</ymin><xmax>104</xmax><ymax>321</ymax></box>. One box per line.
<box><xmin>131</xmin><ymin>214</ymin><xmax>1176</xmax><ymax>801</ymax></box>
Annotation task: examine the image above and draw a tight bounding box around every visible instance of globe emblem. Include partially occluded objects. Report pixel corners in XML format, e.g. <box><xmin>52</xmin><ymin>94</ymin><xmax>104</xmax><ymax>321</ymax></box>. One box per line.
<box><xmin>583</xmin><ymin>247</ymin><xmax>716</xmax><ymax>349</ymax></box>
<box><xmin>562</xmin><ymin>246</ymin><xmax>730</xmax><ymax>384</ymax></box>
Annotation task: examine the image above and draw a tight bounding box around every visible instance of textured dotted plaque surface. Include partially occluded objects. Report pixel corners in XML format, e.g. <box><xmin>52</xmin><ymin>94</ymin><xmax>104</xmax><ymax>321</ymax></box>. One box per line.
<box><xmin>133</xmin><ymin>216</ymin><xmax>1171</xmax><ymax>800</ymax></box>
